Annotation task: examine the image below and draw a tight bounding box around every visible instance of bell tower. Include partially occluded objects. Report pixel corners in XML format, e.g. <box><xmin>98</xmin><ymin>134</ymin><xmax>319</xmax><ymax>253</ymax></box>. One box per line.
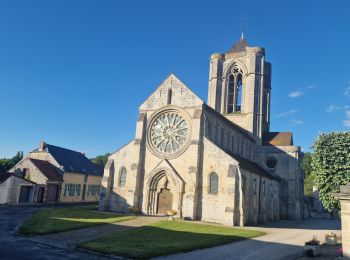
<box><xmin>207</xmin><ymin>34</ymin><xmax>271</xmax><ymax>141</ymax></box>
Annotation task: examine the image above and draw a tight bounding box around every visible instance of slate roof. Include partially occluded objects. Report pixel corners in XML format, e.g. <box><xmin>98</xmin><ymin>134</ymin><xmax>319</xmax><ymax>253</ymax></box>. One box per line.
<box><xmin>29</xmin><ymin>159</ymin><xmax>63</xmax><ymax>181</ymax></box>
<box><xmin>263</xmin><ymin>132</ymin><xmax>294</xmax><ymax>146</ymax></box>
<box><xmin>0</xmin><ymin>165</ymin><xmax>6</xmax><ymax>174</ymax></box>
<box><xmin>204</xmin><ymin>104</ymin><xmax>256</xmax><ymax>142</ymax></box>
<box><xmin>0</xmin><ymin>172</ymin><xmax>12</xmax><ymax>183</ymax></box>
<box><xmin>34</xmin><ymin>144</ymin><xmax>103</xmax><ymax>176</ymax></box>
<box><xmin>227</xmin><ymin>34</ymin><xmax>249</xmax><ymax>53</ymax></box>
<box><xmin>224</xmin><ymin>149</ymin><xmax>281</xmax><ymax>181</ymax></box>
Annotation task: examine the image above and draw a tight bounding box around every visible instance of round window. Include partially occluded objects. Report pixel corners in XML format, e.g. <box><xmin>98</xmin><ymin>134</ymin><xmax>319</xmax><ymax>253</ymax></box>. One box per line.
<box><xmin>266</xmin><ymin>158</ymin><xmax>277</xmax><ymax>169</ymax></box>
<box><xmin>147</xmin><ymin>107</ymin><xmax>192</xmax><ymax>159</ymax></box>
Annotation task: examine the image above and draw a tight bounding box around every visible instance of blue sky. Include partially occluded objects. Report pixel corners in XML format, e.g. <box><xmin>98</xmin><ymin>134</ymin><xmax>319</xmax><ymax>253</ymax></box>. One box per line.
<box><xmin>1</xmin><ymin>0</ymin><xmax>349</xmax><ymax>158</ymax></box>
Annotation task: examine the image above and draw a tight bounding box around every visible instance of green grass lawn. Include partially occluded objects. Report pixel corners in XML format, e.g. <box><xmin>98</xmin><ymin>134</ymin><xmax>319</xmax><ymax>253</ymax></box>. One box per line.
<box><xmin>19</xmin><ymin>206</ymin><xmax>135</xmax><ymax>235</ymax></box>
<box><xmin>79</xmin><ymin>220</ymin><xmax>265</xmax><ymax>259</ymax></box>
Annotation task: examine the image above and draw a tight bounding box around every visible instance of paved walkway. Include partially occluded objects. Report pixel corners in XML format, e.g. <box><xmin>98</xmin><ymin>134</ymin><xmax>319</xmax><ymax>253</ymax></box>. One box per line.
<box><xmin>28</xmin><ymin>215</ymin><xmax>163</xmax><ymax>249</ymax></box>
<box><xmin>156</xmin><ymin>218</ymin><xmax>341</xmax><ymax>260</ymax></box>
<box><xmin>0</xmin><ymin>206</ymin><xmax>106</xmax><ymax>260</ymax></box>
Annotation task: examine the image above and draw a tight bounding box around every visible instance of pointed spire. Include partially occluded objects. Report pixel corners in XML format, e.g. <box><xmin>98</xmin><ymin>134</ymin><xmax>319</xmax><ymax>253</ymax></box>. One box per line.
<box><xmin>227</xmin><ymin>34</ymin><xmax>248</xmax><ymax>53</ymax></box>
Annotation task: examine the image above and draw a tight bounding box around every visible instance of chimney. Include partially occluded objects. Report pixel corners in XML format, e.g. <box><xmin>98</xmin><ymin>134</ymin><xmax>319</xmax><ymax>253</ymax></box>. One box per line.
<box><xmin>39</xmin><ymin>141</ymin><xmax>46</xmax><ymax>151</ymax></box>
<box><xmin>81</xmin><ymin>152</ymin><xmax>86</xmax><ymax>156</ymax></box>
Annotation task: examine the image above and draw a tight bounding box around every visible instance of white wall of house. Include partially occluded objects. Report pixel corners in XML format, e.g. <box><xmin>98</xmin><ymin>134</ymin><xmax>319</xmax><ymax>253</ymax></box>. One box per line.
<box><xmin>0</xmin><ymin>176</ymin><xmax>35</xmax><ymax>204</ymax></box>
<box><xmin>0</xmin><ymin>178</ymin><xmax>10</xmax><ymax>204</ymax></box>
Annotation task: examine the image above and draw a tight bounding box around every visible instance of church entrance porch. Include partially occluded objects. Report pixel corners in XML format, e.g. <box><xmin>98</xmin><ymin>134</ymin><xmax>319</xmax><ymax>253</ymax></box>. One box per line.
<box><xmin>144</xmin><ymin>166</ymin><xmax>185</xmax><ymax>217</ymax></box>
<box><xmin>157</xmin><ymin>188</ymin><xmax>173</xmax><ymax>214</ymax></box>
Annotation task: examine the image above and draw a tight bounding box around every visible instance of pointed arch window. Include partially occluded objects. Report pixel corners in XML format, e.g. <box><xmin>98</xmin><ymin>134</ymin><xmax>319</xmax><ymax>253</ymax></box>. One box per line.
<box><xmin>227</xmin><ymin>63</ymin><xmax>243</xmax><ymax>113</ymax></box>
<box><xmin>236</xmin><ymin>74</ymin><xmax>242</xmax><ymax>112</ymax></box>
<box><xmin>209</xmin><ymin>172</ymin><xmax>219</xmax><ymax>194</ymax></box>
<box><xmin>227</xmin><ymin>75</ymin><xmax>235</xmax><ymax>113</ymax></box>
<box><xmin>119</xmin><ymin>167</ymin><xmax>127</xmax><ymax>187</ymax></box>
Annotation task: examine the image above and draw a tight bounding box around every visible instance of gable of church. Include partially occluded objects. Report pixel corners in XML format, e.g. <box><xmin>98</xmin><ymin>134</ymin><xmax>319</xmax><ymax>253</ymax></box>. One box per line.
<box><xmin>140</xmin><ymin>73</ymin><xmax>204</xmax><ymax>111</ymax></box>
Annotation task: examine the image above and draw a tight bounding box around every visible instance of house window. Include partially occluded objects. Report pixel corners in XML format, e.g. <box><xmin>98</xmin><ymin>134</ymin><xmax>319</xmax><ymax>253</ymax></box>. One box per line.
<box><xmin>23</xmin><ymin>168</ymin><xmax>30</xmax><ymax>179</ymax></box>
<box><xmin>64</xmin><ymin>184</ymin><xmax>68</xmax><ymax>196</ymax></box>
<box><xmin>64</xmin><ymin>184</ymin><xmax>81</xmax><ymax>196</ymax></box>
<box><xmin>209</xmin><ymin>172</ymin><xmax>219</xmax><ymax>194</ymax></box>
<box><xmin>76</xmin><ymin>184</ymin><xmax>81</xmax><ymax>196</ymax></box>
<box><xmin>119</xmin><ymin>167</ymin><xmax>127</xmax><ymax>187</ymax></box>
<box><xmin>84</xmin><ymin>175</ymin><xmax>88</xmax><ymax>182</ymax></box>
<box><xmin>227</xmin><ymin>62</ymin><xmax>244</xmax><ymax>113</ymax></box>
<box><xmin>69</xmin><ymin>184</ymin><xmax>75</xmax><ymax>196</ymax></box>
<box><xmin>88</xmin><ymin>185</ymin><xmax>101</xmax><ymax>196</ymax></box>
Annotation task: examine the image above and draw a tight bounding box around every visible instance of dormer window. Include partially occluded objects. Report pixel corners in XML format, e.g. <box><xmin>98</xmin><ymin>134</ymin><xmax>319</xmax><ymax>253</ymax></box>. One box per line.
<box><xmin>227</xmin><ymin>62</ymin><xmax>243</xmax><ymax>113</ymax></box>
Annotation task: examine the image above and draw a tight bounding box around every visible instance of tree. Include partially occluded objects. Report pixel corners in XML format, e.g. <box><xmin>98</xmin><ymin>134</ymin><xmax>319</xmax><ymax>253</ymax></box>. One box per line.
<box><xmin>302</xmin><ymin>152</ymin><xmax>314</xmax><ymax>196</ymax></box>
<box><xmin>0</xmin><ymin>151</ymin><xmax>24</xmax><ymax>171</ymax></box>
<box><xmin>312</xmin><ymin>132</ymin><xmax>350</xmax><ymax>211</ymax></box>
<box><xmin>90</xmin><ymin>153</ymin><xmax>111</xmax><ymax>167</ymax></box>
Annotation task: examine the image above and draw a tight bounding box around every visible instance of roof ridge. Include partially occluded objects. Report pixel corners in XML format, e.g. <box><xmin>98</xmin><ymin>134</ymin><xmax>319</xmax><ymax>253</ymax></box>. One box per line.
<box><xmin>46</xmin><ymin>143</ymin><xmax>85</xmax><ymax>155</ymax></box>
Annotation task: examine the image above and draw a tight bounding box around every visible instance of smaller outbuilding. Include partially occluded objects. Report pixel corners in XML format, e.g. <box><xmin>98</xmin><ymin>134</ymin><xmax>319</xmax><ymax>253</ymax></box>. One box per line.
<box><xmin>0</xmin><ymin>172</ymin><xmax>36</xmax><ymax>204</ymax></box>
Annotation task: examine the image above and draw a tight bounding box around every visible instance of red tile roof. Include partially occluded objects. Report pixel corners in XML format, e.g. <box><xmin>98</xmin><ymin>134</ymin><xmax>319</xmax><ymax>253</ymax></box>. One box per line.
<box><xmin>263</xmin><ymin>132</ymin><xmax>293</xmax><ymax>146</ymax></box>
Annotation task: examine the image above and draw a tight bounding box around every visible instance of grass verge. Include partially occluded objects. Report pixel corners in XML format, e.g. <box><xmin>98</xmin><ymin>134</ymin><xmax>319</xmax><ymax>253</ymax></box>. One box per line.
<box><xmin>79</xmin><ymin>220</ymin><xmax>265</xmax><ymax>259</ymax></box>
<box><xmin>19</xmin><ymin>206</ymin><xmax>135</xmax><ymax>235</ymax></box>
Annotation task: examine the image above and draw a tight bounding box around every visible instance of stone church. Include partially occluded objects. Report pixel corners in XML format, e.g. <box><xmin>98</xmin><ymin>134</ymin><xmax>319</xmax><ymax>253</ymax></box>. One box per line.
<box><xmin>99</xmin><ymin>36</ymin><xmax>304</xmax><ymax>226</ymax></box>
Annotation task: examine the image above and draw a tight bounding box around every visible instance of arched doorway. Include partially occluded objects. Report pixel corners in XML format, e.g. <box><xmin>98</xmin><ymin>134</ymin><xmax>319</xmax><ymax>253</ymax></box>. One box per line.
<box><xmin>144</xmin><ymin>167</ymin><xmax>185</xmax><ymax>216</ymax></box>
<box><xmin>157</xmin><ymin>188</ymin><xmax>173</xmax><ymax>214</ymax></box>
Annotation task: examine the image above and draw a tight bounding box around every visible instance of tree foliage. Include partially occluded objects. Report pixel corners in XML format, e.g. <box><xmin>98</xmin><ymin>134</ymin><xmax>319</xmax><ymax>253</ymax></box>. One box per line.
<box><xmin>90</xmin><ymin>153</ymin><xmax>111</xmax><ymax>167</ymax></box>
<box><xmin>0</xmin><ymin>151</ymin><xmax>24</xmax><ymax>172</ymax></box>
<box><xmin>312</xmin><ymin>132</ymin><xmax>350</xmax><ymax>211</ymax></box>
<box><xmin>302</xmin><ymin>152</ymin><xmax>314</xmax><ymax>196</ymax></box>
<box><xmin>302</xmin><ymin>152</ymin><xmax>313</xmax><ymax>178</ymax></box>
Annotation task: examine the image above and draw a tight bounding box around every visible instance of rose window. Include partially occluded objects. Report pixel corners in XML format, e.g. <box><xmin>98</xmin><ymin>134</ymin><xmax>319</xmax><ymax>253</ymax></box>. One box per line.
<box><xmin>148</xmin><ymin>110</ymin><xmax>191</xmax><ymax>157</ymax></box>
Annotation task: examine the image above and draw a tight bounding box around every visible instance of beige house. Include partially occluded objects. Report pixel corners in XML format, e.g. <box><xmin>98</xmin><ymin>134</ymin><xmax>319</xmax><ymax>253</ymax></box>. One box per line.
<box><xmin>11</xmin><ymin>142</ymin><xmax>103</xmax><ymax>203</ymax></box>
<box><xmin>99</xmin><ymin>35</ymin><xmax>304</xmax><ymax>226</ymax></box>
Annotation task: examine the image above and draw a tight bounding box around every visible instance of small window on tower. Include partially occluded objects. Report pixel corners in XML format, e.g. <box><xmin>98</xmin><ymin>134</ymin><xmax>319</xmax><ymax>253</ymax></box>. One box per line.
<box><xmin>227</xmin><ymin>75</ymin><xmax>235</xmax><ymax>113</ymax></box>
<box><xmin>226</xmin><ymin>62</ymin><xmax>244</xmax><ymax>113</ymax></box>
<box><xmin>236</xmin><ymin>74</ymin><xmax>242</xmax><ymax>112</ymax></box>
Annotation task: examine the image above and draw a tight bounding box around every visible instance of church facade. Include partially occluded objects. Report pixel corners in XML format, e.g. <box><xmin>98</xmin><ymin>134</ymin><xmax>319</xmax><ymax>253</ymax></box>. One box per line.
<box><xmin>99</xmin><ymin>36</ymin><xmax>304</xmax><ymax>226</ymax></box>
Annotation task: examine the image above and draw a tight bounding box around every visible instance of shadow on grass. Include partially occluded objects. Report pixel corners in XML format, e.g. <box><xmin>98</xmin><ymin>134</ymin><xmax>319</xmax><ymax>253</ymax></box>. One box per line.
<box><xmin>18</xmin><ymin>205</ymin><xmax>135</xmax><ymax>235</ymax></box>
<box><xmin>78</xmin><ymin>220</ymin><xmax>265</xmax><ymax>259</ymax></box>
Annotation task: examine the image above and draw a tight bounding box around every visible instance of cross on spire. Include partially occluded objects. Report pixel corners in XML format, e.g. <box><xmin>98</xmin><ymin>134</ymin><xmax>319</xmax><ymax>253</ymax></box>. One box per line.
<box><xmin>240</xmin><ymin>14</ymin><xmax>246</xmax><ymax>39</ymax></box>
